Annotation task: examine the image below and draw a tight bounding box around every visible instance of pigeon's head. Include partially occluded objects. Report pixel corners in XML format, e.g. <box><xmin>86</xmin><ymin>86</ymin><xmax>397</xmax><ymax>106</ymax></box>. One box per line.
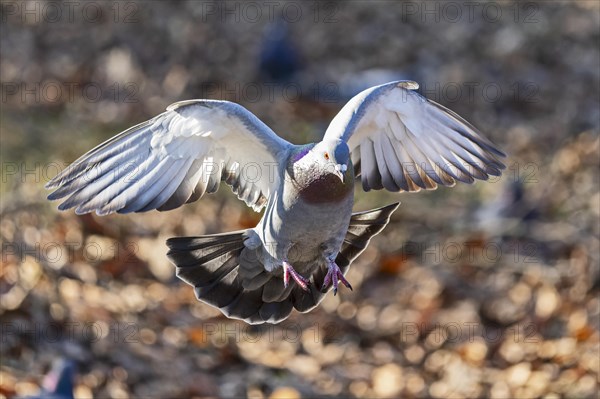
<box><xmin>312</xmin><ymin>139</ymin><xmax>351</xmax><ymax>182</ymax></box>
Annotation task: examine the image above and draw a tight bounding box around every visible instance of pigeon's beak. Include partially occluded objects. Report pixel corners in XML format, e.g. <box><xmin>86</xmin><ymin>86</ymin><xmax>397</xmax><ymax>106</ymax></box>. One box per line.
<box><xmin>334</xmin><ymin>164</ymin><xmax>347</xmax><ymax>183</ymax></box>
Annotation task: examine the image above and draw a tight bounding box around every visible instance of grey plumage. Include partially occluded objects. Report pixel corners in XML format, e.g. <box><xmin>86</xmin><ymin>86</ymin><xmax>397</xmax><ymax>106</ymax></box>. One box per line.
<box><xmin>46</xmin><ymin>81</ymin><xmax>506</xmax><ymax>324</ymax></box>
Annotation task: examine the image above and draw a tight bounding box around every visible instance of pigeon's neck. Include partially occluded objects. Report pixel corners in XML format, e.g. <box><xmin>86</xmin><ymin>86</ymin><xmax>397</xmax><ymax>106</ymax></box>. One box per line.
<box><xmin>290</xmin><ymin>143</ymin><xmax>315</xmax><ymax>164</ymax></box>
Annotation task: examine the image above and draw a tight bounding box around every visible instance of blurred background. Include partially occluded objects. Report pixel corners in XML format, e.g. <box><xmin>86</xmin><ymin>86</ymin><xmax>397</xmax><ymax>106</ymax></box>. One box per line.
<box><xmin>1</xmin><ymin>1</ymin><xmax>599</xmax><ymax>398</ymax></box>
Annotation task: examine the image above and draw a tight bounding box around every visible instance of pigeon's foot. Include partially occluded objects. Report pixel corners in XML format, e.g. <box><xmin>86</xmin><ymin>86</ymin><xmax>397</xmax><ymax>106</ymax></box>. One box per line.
<box><xmin>283</xmin><ymin>261</ymin><xmax>310</xmax><ymax>291</ymax></box>
<box><xmin>322</xmin><ymin>259</ymin><xmax>353</xmax><ymax>295</ymax></box>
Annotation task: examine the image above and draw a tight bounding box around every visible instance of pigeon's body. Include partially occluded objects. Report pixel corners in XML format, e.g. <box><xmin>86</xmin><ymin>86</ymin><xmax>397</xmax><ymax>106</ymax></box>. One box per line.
<box><xmin>259</xmin><ymin>143</ymin><xmax>354</xmax><ymax>267</ymax></box>
<box><xmin>47</xmin><ymin>81</ymin><xmax>506</xmax><ymax>324</ymax></box>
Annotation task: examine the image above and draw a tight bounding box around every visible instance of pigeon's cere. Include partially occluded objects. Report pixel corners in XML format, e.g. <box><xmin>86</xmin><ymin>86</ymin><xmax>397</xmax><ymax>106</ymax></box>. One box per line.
<box><xmin>47</xmin><ymin>81</ymin><xmax>505</xmax><ymax>324</ymax></box>
<box><xmin>335</xmin><ymin>164</ymin><xmax>348</xmax><ymax>173</ymax></box>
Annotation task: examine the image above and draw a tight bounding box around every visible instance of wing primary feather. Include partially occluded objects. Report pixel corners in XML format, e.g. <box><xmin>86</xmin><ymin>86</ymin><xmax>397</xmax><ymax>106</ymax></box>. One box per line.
<box><xmin>373</xmin><ymin>132</ymin><xmax>400</xmax><ymax>191</ymax></box>
<box><xmin>161</xmin><ymin>158</ymin><xmax>207</xmax><ymax>210</ymax></box>
<box><xmin>390</xmin><ymin>125</ymin><xmax>428</xmax><ymax>189</ymax></box>
<box><xmin>423</xmin><ymin>122</ymin><xmax>492</xmax><ymax>179</ymax></box>
<box><xmin>380</xmin><ymin>129</ymin><xmax>409</xmax><ymax>191</ymax></box>
<box><xmin>93</xmin><ymin>156</ymin><xmax>170</xmax><ymax>215</ymax></box>
<box><xmin>359</xmin><ymin>139</ymin><xmax>381</xmax><ymax>191</ymax></box>
<box><xmin>391</xmin><ymin>126</ymin><xmax>455</xmax><ymax>187</ymax></box>
<box><xmin>139</xmin><ymin>158</ymin><xmax>196</xmax><ymax>212</ymax></box>
<box><xmin>428</xmin><ymin>100</ymin><xmax>506</xmax><ymax>157</ymax></box>
<box><xmin>58</xmin><ymin>153</ymin><xmax>147</xmax><ymax>211</ymax></box>
<box><xmin>48</xmin><ymin>135</ymin><xmax>151</xmax><ymax>199</ymax></box>
<box><xmin>365</xmin><ymin>139</ymin><xmax>383</xmax><ymax>190</ymax></box>
<box><xmin>46</xmin><ymin>121</ymin><xmax>153</xmax><ymax>189</ymax></box>
<box><xmin>206</xmin><ymin>160</ymin><xmax>224</xmax><ymax>194</ymax></box>
<box><xmin>114</xmin><ymin>158</ymin><xmax>186</xmax><ymax>214</ymax></box>
<box><xmin>400</xmin><ymin>120</ymin><xmax>448</xmax><ymax>189</ymax></box>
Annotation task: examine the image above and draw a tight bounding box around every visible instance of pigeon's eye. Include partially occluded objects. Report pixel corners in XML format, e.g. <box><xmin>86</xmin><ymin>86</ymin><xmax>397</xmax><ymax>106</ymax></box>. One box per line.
<box><xmin>324</xmin><ymin>152</ymin><xmax>330</xmax><ymax>160</ymax></box>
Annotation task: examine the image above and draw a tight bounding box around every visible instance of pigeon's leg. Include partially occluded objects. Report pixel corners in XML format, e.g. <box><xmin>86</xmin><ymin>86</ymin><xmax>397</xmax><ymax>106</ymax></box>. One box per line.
<box><xmin>282</xmin><ymin>260</ymin><xmax>310</xmax><ymax>291</ymax></box>
<box><xmin>321</xmin><ymin>256</ymin><xmax>353</xmax><ymax>295</ymax></box>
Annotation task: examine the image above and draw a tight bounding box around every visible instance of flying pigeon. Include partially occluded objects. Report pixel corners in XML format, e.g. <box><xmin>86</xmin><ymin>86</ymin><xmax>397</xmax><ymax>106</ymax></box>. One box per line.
<box><xmin>46</xmin><ymin>81</ymin><xmax>505</xmax><ymax>324</ymax></box>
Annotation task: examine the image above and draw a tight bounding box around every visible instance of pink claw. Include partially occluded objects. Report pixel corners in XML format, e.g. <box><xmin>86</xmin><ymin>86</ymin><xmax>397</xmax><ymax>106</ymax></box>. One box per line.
<box><xmin>322</xmin><ymin>260</ymin><xmax>353</xmax><ymax>295</ymax></box>
<box><xmin>283</xmin><ymin>261</ymin><xmax>310</xmax><ymax>291</ymax></box>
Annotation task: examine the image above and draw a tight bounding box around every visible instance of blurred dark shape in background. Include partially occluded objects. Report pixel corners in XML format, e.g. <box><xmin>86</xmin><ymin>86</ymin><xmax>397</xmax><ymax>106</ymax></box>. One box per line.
<box><xmin>38</xmin><ymin>360</ymin><xmax>74</xmax><ymax>399</ymax></box>
<box><xmin>258</xmin><ymin>19</ymin><xmax>303</xmax><ymax>84</ymax></box>
<box><xmin>19</xmin><ymin>360</ymin><xmax>75</xmax><ymax>399</ymax></box>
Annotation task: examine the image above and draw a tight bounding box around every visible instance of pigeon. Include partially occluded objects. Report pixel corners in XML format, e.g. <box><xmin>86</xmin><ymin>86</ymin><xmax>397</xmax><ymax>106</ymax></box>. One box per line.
<box><xmin>22</xmin><ymin>359</ymin><xmax>75</xmax><ymax>399</ymax></box>
<box><xmin>46</xmin><ymin>81</ymin><xmax>506</xmax><ymax>324</ymax></box>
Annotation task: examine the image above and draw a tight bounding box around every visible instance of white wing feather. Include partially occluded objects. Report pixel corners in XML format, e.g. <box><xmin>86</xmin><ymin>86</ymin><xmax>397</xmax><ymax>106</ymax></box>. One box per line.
<box><xmin>323</xmin><ymin>81</ymin><xmax>506</xmax><ymax>192</ymax></box>
<box><xmin>47</xmin><ymin>100</ymin><xmax>292</xmax><ymax>214</ymax></box>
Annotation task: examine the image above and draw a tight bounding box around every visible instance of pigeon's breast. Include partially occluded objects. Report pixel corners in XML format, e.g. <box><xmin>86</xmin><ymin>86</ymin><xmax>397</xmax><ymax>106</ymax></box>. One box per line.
<box><xmin>294</xmin><ymin>168</ymin><xmax>353</xmax><ymax>204</ymax></box>
<box><xmin>259</xmin><ymin>166</ymin><xmax>355</xmax><ymax>263</ymax></box>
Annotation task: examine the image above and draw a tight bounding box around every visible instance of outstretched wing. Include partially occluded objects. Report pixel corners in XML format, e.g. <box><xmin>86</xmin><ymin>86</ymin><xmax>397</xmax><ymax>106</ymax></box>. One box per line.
<box><xmin>46</xmin><ymin>100</ymin><xmax>292</xmax><ymax>215</ymax></box>
<box><xmin>323</xmin><ymin>81</ymin><xmax>506</xmax><ymax>192</ymax></box>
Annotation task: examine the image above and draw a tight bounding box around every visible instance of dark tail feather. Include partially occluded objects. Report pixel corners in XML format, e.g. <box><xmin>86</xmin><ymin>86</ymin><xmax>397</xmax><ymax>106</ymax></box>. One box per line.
<box><xmin>167</xmin><ymin>231</ymin><xmax>248</xmax><ymax>309</ymax></box>
<box><xmin>292</xmin><ymin>202</ymin><xmax>400</xmax><ymax>312</ymax></box>
<box><xmin>337</xmin><ymin>202</ymin><xmax>400</xmax><ymax>268</ymax></box>
<box><xmin>167</xmin><ymin>202</ymin><xmax>399</xmax><ymax>323</ymax></box>
<box><xmin>167</xmin><ymin>230</ymin><xmax>293</xmax><ymax>324</ymax></box>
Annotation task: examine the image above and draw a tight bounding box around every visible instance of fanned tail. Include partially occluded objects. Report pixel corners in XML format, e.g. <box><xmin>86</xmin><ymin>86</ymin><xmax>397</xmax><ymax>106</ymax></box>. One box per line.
<box><xmin>167</xmin><ymin>202</ymin><xmax>399</xmax><ymax>324</ymax></box>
